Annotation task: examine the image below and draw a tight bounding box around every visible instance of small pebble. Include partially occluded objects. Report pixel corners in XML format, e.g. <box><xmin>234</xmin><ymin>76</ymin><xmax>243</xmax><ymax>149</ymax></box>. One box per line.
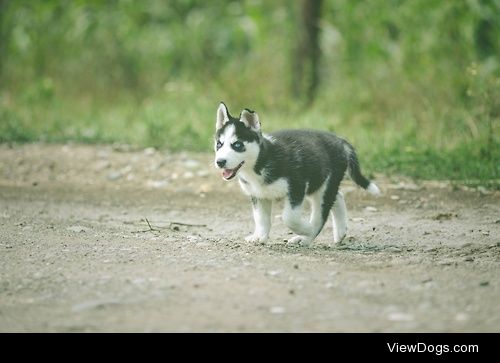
<box><xmin>387</xmin><ymin>312</ymin><xmax>414</xmax><ymax>322</ymax></box>
<box><xmin>143</xmin><ymin>147</ymin><xmax>156</xmax><ymax>156</ymax></box>
<box><xmin>147</xmin><ymin>180</ymin><xmax>169</xmax><ymax>189</ymax></box>
<box><xmin>266</xmin><ymin>270</ymin><xmax>281</xmax><ymax>276</ymax></box>
<box><xmin>270</xmin><ymin>306</ymin><xmax>285</xmax><ymax>314</ymax></box>
<box><xmin>106</xmin><ymin>171</ymin><xmax>122</xmax><ymax>181</ymax></box>
<box><xmin>184</xmin><ymin>159</ymin><xmax>200</xmax><ymax>169</ymax></box>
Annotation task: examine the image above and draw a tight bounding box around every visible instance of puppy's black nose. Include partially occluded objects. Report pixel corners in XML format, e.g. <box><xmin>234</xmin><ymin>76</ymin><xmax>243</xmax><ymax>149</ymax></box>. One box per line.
<box><xmin>216</xmin><ymin>159</ymin><xmax>226</xmax><ymax>168</ymax></box>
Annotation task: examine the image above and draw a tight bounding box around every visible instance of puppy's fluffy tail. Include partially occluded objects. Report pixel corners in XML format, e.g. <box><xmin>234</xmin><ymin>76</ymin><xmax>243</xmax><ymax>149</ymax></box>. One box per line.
<box><xmin>344</xmin><ymin>143</ymin><xmax>381</xmax><ymax>196</ymax></box>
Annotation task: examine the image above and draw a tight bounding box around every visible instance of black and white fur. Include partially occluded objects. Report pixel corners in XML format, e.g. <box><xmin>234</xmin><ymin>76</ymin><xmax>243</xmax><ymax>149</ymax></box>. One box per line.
<box><xmin>214</xmin><ymin>102</ymin><xmax>380</xmax><ymax>247</ymax></box>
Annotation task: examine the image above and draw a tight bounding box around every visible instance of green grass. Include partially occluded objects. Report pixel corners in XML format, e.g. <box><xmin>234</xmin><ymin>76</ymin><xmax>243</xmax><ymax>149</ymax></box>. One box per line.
<box><xmin>1</xmin><ymin>79</ymin><xmax>498</xmax><ymax>189</ymax></box>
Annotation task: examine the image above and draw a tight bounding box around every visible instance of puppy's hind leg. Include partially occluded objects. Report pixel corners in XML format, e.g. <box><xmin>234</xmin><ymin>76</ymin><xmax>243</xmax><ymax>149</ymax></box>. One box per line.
<box><xmin>331</xmin><ymin>192</ymin><xmax>347</xmax><ymax>244</ymax></box>
<box><xmin>284</xmin><ymin>182</ymin><xmax>332</xmax><ymax>247</ymax></box>
<box><xmin>283</xmin><ymin>198</ymin><xmax>315</xmax><ymax>247</ymax></box>
<box><xmin>245</xmin><ymin>197</ymin><xmax>272</xmax><ymax>244</ymax></box>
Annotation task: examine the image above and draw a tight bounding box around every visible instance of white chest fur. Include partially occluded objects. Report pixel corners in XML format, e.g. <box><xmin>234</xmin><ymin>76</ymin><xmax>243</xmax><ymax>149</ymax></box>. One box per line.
<box><xmin>238</xmin><ymin>169</ymin><xmax>288</xmax><ymax>200</ymax></box>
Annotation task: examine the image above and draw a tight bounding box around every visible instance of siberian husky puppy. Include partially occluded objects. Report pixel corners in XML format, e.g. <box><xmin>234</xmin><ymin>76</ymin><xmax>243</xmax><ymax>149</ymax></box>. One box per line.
<box><xmin>214</xmin><ymin>102</ymin><xmax>380</xmax><ymax>247</ymax></box>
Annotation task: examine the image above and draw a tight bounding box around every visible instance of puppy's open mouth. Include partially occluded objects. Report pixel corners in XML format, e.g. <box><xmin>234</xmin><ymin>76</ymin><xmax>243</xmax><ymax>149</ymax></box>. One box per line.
<box><xmin>222</xmin><ymin>161</ymin><xmax>244</xmax><ymax>180</ymax></box>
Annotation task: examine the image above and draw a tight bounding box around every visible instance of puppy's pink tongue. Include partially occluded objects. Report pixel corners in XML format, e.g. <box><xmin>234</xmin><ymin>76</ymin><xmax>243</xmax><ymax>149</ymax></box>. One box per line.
<box><xmin>222</xmin><ymin>169</ymin><xmax>233</xmax><ymax>179</ymax></box>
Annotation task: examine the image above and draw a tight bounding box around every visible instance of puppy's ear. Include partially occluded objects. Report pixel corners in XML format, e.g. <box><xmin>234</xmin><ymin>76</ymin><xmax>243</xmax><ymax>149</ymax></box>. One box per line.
<box><xmin>216</xmin><ymin>102</ymin><xmax>230</xmax><ymax>130</ymax></box>
<box><xmin>240</xmin><ymin>108</ymin><xmax>260</xmax><ymax>131</ymax></box>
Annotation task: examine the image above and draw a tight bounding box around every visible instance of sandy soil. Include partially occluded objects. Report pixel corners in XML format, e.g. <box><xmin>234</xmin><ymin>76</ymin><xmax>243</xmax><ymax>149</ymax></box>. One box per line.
<box><xmin>0</xmin><ymin>143</ymin><xmax>498</xmax><ymax>332</ymax></box>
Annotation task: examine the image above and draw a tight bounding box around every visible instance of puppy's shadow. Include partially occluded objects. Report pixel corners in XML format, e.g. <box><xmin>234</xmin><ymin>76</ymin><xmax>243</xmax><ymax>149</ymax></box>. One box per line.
<box><xmin>262</xmin><ymin>237</ymin><xmax>402</xmax><ymax>256</ymax></box>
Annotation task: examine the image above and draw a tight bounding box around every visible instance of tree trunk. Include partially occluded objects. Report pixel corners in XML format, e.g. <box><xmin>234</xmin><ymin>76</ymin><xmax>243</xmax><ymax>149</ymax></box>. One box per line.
<box><xmin>474</xmin><ymin>18</ymin><xmax>494</xmax><ymax>60</ymax></box>
<box><xmin>291</xmin><ymin>0</ymin><xmax>323</xmax><ymax>105</ymax></box>
<box><xmin>0</xmin><ymin>0</ymin><xmax>7</xmax><ymax>82</ymax></box>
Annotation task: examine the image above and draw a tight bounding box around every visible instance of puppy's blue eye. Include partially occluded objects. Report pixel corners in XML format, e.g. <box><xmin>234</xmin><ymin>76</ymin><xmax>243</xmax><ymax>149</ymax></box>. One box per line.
<box><xmin>231</xmin><ymin>141</ymin><xmax>244</xmax><ymax>152</ymax></box>
<box><xmin>216</xmin><ymin>141</ymin><xmax>223</xmax><ymax>150</ymax></box>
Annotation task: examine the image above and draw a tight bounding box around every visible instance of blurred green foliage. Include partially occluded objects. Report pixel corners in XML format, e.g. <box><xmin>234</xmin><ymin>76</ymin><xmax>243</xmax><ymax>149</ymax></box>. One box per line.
<box><xmin>0</xmin><ymin>0</ymin><xmax>498</xmax><ymax>186</ymax></box>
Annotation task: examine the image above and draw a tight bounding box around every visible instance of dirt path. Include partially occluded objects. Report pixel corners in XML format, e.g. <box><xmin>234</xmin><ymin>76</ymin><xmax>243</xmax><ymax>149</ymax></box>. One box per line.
<box><xmin>0</xmin><ymin>143</ymin><xmax>499</xmax><ymax>332</ymax></box>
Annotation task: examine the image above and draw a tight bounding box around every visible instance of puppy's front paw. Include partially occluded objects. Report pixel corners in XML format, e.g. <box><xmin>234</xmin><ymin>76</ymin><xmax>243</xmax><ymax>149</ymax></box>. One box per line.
<box><xmin>245</xmin><ymin>234</ymin><xmax>268</xmax><ymax>244</ymax></box>
<box><xmin>286</xmin><ymin>235</ymin><xmax>312</xmax><ymax>247</ymax></box>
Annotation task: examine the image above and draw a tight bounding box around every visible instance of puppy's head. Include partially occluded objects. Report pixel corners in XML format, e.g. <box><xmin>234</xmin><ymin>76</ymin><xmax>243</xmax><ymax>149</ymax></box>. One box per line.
<box><xmin>214</xmin><ymin>102</ymin><xmax>261</xmax><ymax>180</ymax></box>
